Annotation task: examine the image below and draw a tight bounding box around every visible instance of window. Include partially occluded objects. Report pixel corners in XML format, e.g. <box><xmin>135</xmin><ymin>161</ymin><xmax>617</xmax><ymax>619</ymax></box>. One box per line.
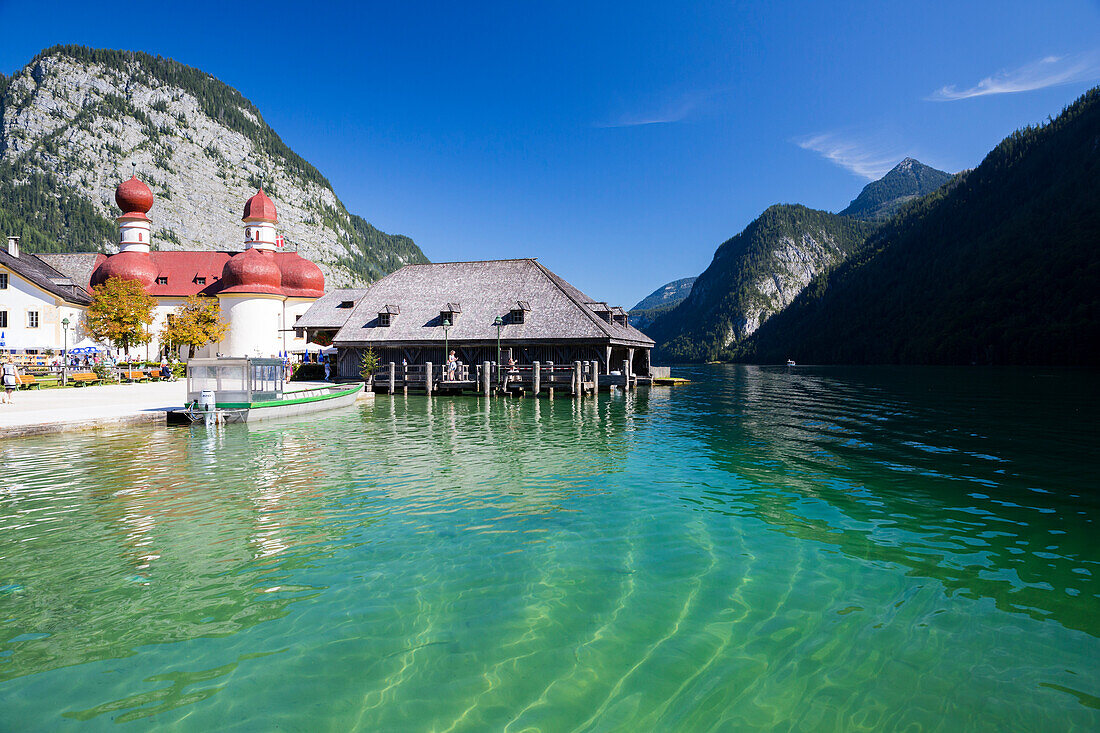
<box><xmin>378</xmin><ymin>313</ymin><xmax>391</xmax><ymax>327</ymax></box>
<box><xmin>294</xmin><ymin>328</ymin><xmax>305</xmax><ymax>339</ymax></box>
<box><xmin>0</xmin><ymin>311</ymin><xmax>6</xmax><ymax>328</ymax></box>
<box><xmin>338</xmin><ymin>300</ymin><xmax>354</xmax><ymax>309</ymax></box>
<box><xmin>510</xmin><ymin>309</ymin><xmax>525</xmax><ymax>324</ymax></box>
<box><xmin>295</xmin><ymin>314</ymin><xmax>302</xmax><ymax>322</ymax></box>
<box><xmin>195</xmin><ymin>277</ymin><xmax>207</xmax><ymax>285</ymax></box>
<box><xmin>0</xmin><ymin>273</ymin><xmax>7</xmax><ymax>289</ymax></box>
<box><xmin>156</xmin><ymin>276</ymin><xmax>168</xmax><ymax>285</ymax></box>
<box><xmin>27</xmin><ymin>311</ymin><xmax>39</xmax><ymax>328</ymax></box>
<box><xmin>138</xmin><ymin>233</ymin><xmax>143</xmax><ymax>242</ymax></box>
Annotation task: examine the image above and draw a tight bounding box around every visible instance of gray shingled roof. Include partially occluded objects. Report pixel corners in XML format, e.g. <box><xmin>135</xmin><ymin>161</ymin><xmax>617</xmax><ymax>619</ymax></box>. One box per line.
<box><xmin>294</xmin><ymin>288</ymin><xmax>368</xmax><ymax>329</ymax></box>
<box><xmin>322</xmin><ymin>259</ymin><xmax>654</xmax><ymax>347</ymax></box>
<box><xmin>35</xmin><ymin>253</ymin><xmax>102</xmax><ymax>293</ymax></box>
<box><xmin>0</xmin><ymin>250</ymin><xmax>93</xmax><ymax>305</ymax></box>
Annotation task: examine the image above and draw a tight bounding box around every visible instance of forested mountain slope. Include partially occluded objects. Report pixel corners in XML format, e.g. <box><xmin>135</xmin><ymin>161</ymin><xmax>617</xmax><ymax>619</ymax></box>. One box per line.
<box><xmin>741</xmin><ymin>88</ymin><xmax>1100</xmax><ymax>365</ymax></box>
<box><xmin>840</xmin><ymin>158</ymin><xmax>952</xmax><ymax>221</ymax></box>
<box><xmin>0</xmin><ymin>45</ymin><xmax>426</xmax><ymax>285</ymax></box>
<box><xmin>648</xmin><ymin>206</ymin><xmax>876</xmax><ymax>361</ymax></box>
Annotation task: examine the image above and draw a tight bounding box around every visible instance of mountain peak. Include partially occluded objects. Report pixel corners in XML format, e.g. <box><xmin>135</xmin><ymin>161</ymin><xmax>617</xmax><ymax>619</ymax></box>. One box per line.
<box><xmin>840</xmin><ymin>157</ymin><xmax>952</xmax><ymax>221</ymax></box>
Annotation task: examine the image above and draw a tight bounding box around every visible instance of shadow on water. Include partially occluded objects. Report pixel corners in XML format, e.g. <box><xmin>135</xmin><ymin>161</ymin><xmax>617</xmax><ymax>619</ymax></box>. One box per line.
<box><xmin>670</xmin><ymin>364</ymin><xmax>1100</xmax><ymax>636</ymax></box>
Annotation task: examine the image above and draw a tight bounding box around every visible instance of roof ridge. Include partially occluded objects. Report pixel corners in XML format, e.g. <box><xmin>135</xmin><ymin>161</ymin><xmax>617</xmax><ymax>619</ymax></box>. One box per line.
<box><xmin>404</xmin><ymin>258</ymin><xmax>538</xmax><ymax>266</ymax></box>
<box><xmin>529</xmin><ymin>259</ymin><xmax>615</xmax><ymax>337</ymax></box>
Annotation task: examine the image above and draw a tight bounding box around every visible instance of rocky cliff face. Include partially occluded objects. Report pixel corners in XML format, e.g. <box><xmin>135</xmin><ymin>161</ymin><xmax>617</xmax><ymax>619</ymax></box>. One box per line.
<box><xmin>648</xmin><ymin>205</ymin><xmax>876</xmax><ymax>361</ymax></box>
<box><xmin>0</xmin><ymin>46</ymin><xmax>426</xmax><ymax>286</ymax></box>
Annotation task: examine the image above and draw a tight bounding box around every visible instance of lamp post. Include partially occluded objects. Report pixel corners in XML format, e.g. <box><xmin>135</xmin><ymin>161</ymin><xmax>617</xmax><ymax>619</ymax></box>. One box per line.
<box><xmin>494</xmin><ymin>316</ymin><xmax>504</xmax><ymax>387</ymax></box>
<box><xmin>61</xmin><ymin>317</ymin><xmax>70</xmax><ymax>386</ymax></box>
<box><xmin>442</xmin><ymin>318</ymin><xmax>450</xmax><ymax>381</ymax></box>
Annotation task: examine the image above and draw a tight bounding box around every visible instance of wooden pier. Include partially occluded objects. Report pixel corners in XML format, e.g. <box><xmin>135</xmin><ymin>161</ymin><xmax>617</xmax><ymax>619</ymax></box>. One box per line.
<box><xmin>369</xmin><ymin>360</ymin><xmax>640</xmax><ymax>397</ymax></box>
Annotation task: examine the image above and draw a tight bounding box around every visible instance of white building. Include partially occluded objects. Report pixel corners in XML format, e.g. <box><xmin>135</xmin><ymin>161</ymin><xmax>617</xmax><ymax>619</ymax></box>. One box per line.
<box><xmin>0</xmin><ymin>236</ymin><xmax>91</xmax><ymax>354</ymax></box>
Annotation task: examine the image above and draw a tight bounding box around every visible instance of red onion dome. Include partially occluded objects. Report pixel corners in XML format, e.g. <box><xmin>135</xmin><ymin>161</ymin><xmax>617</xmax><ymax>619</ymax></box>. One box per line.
<box><xmin>219</xmin><ymin>248</ymin><xmax>283</xmax><ymax>295</ymax></box>
<box><xmin>242</xmin><ymin>188</ymin><xmax>278</xmax><ymax>223</ymax></box>
<box><xmin>279</xmin><ymin>254</ymin><xmax>325</xmax><ymax>297</ymax></box>
<box><xmin>91</xmin><ymin>251</ymin><xmax>159</xmax><ymax>288</ymax></box>
<box><xmin>115</xmin><ymin>176</ymin><xmax>154</xmax><ymax>219</ymax></box>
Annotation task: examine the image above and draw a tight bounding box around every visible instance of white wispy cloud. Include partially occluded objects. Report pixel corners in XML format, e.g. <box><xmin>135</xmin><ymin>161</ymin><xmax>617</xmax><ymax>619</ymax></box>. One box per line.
<box><xmin>928</xmin><ymin>51</ymin><xmax>1100</xmax><ymax>101</ymax></box>
<box><xmin>596</xmin><ymin>91</ymin><xmax>709</xmax><ymax>128</ymax></box>
<box><xmin>795</xmin><ymin>132</ymin><xmax>904</xmax><ymax>180</ymax></box>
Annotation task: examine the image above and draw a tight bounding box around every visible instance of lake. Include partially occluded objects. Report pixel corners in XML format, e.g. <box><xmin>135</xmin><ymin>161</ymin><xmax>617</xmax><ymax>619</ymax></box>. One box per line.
<box><xmin>1</xmin><ymin>365</ymin><xmax>1097</xmax><ymax>730</ymax></box>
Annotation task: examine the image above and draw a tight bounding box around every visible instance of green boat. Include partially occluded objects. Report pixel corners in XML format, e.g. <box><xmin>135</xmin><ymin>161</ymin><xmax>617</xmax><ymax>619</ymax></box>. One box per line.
<box><xmin>176</xmin><ymin>357</ymin><xmax>363</xmax><ymax>424</ymax></box>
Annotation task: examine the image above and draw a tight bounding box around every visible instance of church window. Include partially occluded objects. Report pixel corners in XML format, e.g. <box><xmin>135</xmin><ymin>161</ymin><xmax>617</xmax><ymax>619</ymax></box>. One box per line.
<box><xmin>138</xmin><ymin>233</ymin><xmax>143</xmax><ymax>242</ymax></box>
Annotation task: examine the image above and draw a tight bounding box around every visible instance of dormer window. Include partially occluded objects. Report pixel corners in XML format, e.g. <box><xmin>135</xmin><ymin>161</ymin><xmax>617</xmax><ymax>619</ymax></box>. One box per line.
<box><xmin>195</xmin><ymin>276</ymin><xmax>206</xmax><ymax>285</ymax></box>
<box><xmin>440</xmin><ymin>302</ymin><xmax>461</xmax><ymax>325</ymax></box>
<box><xmin>510</xmin><ymin>300</ymin><xmax>530</xmax><ymax>324</ymax></box>
<box><xmin>377</xmin><ymin>304</ymin><xmax>399</xmax><ymax>327</ymax></box>
<box><xmin>156</xmin><ymin>276</ymin><xmax>168</xmax><ymax>285</ymax></box>
<box><xmin>337</xmin><ymin>300</ymin><xmax>355</xmax><ymax>309</ymax></box>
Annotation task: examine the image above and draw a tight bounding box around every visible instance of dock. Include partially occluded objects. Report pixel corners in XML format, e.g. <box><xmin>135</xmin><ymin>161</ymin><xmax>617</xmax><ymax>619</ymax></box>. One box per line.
<box><xmin>0</xmin><ymin>381</ymin><xmax>187</xmax><ymax>438</ymax></box>
<box><xmin>369</xmin><ymin>360</ymin><xmax>642</xmax><ymax>397</ymax></box>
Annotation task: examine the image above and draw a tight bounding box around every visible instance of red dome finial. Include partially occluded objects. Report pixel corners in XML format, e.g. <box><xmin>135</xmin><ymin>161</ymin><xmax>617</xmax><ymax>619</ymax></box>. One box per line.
<box><xmin>115</xmin><ymin>168</ymin><xmax>154</xmax><ymax>218</ymax></box>
<box><xmin>243</xmin><ymin>188</ymin><xmax>278</xmax><ymax>223</ymax></box>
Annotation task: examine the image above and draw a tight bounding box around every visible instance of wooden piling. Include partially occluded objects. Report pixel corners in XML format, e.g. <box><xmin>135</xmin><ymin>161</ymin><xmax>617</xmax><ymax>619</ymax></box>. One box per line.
<box><xmin>573</xmin><ymin>361</ymin><xmax>582</xmax><ymax>397</ymax></box>
<box><xmin>622</xmin><ymin>359</ymin><xmax>630</xmax><ymax>391</ymax></box>
<box><xmin>532</xmin><ymin>361</ymin><xmax>540</xmax><ymax>396</ymax></box>
<box><xmin>425</xmin><ymin>362</ymin><xmax>432</xmax><ymax>395</ymax></box>
<box><xmin>388</xmin><ymin>362</ymin><xmax>396</xmax><ymax>393</ymax></box>
<box><xmin>482</xmin><ymin>361</ymin><xmax>491</xmax><ymax>395</ymax></box>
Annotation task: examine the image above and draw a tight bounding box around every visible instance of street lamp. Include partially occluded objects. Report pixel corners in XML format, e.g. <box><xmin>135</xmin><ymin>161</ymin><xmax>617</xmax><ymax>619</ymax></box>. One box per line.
<box><xmin>494</xmin><ymin>316</ymin><xmax>504</xmax><ymax>386</ymax></box>
<box><xmin>442</xmin><ymin>318</ymin><xmax>450</xmax><ymax>381</ymax></box>
<box><xmin>61</xmin><ymin>317</ymin><xmax>70</xmax><ymax>386</ymax></box>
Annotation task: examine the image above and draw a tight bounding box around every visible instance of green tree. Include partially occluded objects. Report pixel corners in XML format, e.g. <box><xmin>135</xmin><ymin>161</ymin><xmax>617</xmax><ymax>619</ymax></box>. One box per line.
<box><xmin>84</xmin><ymin>277</ymin><xmax>156</xmax><ymax>359</ymax></box>
<box><xmin>359</xmin><ymin>347</ymin><xmax>379</xmax><ymax>382</ymax></box>
<box><xmin>161</xmin><ymin>295</ymin><xmax>229</xmax><ymax>358</ymax></box>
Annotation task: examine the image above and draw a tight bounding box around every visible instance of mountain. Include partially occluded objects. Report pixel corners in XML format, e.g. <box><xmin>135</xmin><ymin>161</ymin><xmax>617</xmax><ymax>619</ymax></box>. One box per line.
<box><xmin>647</xmin><ymin>205</ymin><xmax>876</xmax><ymax>361</ymax></box>
<box><xmin>0</xmin><ymin>45</ymin><xmax>427</xmax><ymax>286</ymax></box>
<box><xmin>740</xmin><ymin>88</ymin><xmax>1100</xmax><ymax>366</ymax></box>
<box><xmin>840</xmin><ymin>157</ymin><xmax>953</xmax><ymax>221</ymax></box>
<box><xmin>629</xmin><ymin>277</ymin><xmax>696</xmax><ymax>329</ymax></box>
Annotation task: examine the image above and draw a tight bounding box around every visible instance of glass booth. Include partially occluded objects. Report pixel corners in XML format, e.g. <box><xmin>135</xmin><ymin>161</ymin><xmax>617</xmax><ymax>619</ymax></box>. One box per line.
<box><xmin>186</xmin><ymin>357</ymin><xmax>284</xmax><ymax>405</ymax></box>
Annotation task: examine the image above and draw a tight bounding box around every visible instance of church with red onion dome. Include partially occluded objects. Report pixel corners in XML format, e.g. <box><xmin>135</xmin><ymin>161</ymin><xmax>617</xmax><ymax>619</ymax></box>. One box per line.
<box><xmin>87</xmin><ymin>171</ymin><xmax>326</xmax><ymax>358</ymax></box>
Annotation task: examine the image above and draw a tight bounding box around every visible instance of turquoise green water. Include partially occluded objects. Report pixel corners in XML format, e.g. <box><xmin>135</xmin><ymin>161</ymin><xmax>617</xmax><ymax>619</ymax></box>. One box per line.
<box><xmin>1</xmin><ymin>365</ymin><xmax>1097</xmax><ymax>731</ymax></box>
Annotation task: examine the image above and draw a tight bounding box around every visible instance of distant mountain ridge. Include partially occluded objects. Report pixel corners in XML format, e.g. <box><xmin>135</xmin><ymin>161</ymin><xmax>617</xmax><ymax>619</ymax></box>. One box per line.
<box><xmin>0</xmin><ymin>45</ymin><xmax>427</xmax><ymax>286</ymax></box>
<box><xmin>741</xmin><ymin>88</ymin><xmax>1100</xmax><ymax>365</ymax></box>
<box><xmin>629</xmin><ymin>277</ymin><xmax>695</xmax><ymax>328</ymax></box>
<box><xmin>840</xmin><ymin>158</ymin><xmax>953</xmax><ymax>221</ymax></box>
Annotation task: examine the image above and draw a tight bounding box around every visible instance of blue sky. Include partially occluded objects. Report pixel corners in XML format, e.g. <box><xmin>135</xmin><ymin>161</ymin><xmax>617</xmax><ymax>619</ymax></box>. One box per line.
<box><xmin>1</xmin><ymin>1</ymin><xmax>1098</xmax><ymax>307</ymax></box>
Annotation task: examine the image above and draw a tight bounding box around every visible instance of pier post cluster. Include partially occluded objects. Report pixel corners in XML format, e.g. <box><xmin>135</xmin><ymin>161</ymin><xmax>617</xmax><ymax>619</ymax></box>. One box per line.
<box><xmin>371</xmin><ymin>360</ymin><xmax>639</xmax><ymax>398</ymax></box>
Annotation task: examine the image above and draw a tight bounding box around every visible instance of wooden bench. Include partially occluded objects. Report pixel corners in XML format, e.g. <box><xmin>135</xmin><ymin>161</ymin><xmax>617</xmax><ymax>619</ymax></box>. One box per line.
<box><xmin>15</xmin><ymin>375</ymin><xmax>41</xmax><ymax>390</ymax></box>
<box><xmin>122</xmin><ymin>370</ymin><xmax>149</xmax><ymax>383</ymax></box>
<box><xmin>71</xmin><ymin>372</ymin><xmax>100</xmax><ymax>386</ymax></box>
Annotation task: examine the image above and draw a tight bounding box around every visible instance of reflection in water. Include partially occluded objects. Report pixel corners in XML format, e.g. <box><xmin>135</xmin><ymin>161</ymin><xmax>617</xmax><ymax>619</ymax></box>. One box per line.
<box><xmin>0</xmin><ymin>369</ymin><xmax>1097</xmax><ymax>731</ymax></box>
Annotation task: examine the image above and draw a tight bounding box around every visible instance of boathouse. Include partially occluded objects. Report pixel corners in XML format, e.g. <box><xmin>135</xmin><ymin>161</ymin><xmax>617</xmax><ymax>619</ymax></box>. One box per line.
<box><xmin>298</xmin><ymin>259</ymin><xmax>655</xmax><ymax>380</ymax></box>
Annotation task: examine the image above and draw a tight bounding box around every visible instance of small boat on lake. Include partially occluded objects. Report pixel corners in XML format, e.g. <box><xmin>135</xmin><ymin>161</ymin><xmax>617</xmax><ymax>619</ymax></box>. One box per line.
<box><xmin>175</xmin><ymin>357</ymin><xmax>362</xmax><ymax>424</ymax></box>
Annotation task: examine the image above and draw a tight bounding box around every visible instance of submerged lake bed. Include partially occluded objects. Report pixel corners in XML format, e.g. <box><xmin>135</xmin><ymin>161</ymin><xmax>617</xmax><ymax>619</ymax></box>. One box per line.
<box><xmin>1</xmin><ymin>365</ymin><xmax>1097</xmax><ymax>730</ymax></box>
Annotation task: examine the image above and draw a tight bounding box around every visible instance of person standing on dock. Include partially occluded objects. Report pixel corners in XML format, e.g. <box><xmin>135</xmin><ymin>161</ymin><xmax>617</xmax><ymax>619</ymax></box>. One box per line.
<box><xmin>447</xmin><ymin>351</ymin><xmax>458</xmax><ymax>381</ymax></box>
<box><xmin>2</xmin><ymin>357</ymin><xmax>18</xmax><ymax>405</ymax></box>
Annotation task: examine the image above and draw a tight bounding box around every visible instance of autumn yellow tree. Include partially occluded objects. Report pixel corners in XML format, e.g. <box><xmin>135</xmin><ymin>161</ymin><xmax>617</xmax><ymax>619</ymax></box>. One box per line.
<box><xmin>161</xmin><ymin>295</ymin><xmax>229</xmax><ymax>358</ymax></box>
<box><xmin>84</xmin><ymin>276</ymin><xmax>156</xmax><ymax>359</ymax></box>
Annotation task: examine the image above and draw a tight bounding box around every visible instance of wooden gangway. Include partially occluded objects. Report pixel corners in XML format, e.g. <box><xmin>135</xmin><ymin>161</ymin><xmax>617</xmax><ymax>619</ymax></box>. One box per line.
<box><xmin>370</xmin><ymin>360</ymin><xmax>638</xmax><ymax>397</ymax></box>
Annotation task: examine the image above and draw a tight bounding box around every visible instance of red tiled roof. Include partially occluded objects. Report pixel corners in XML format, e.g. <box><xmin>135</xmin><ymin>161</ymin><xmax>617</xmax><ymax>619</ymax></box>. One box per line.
<box><xmin>87</xmin><ymin>250</ymin><xmax>324</xmax><ymax>298</ymax></box>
